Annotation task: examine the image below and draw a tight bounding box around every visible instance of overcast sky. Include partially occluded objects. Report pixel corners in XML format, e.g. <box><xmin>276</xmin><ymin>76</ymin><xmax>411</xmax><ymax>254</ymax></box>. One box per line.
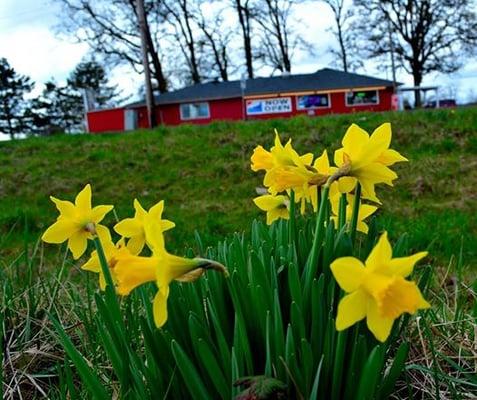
<box><xmin>1</xmin><ymin>0</ymin><xmax>477</xmax><ymax>104</ymax></box>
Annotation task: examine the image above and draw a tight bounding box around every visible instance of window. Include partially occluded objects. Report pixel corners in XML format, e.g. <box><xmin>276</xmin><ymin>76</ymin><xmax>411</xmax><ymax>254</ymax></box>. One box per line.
<box><xmin>297</xmin><ymin>94</ymin><xmax>330</xmax><ymax>110</ymax></box>
<box><xmin>346</xmin><ymin>90</ymin><xmax>379</xmax><ymax>106</ymax></box>
<box><xmin>180</xmin><ymin>102</ymin><xmax>210</xmax><ymax>120</ymax></box>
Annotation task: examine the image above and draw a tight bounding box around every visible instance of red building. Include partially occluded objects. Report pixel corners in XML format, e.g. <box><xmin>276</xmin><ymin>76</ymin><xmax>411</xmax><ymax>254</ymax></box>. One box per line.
<box><xmin>87</xmin><ymin>68</ymin><xmax>398</xmax><ymax>133</ymax></box>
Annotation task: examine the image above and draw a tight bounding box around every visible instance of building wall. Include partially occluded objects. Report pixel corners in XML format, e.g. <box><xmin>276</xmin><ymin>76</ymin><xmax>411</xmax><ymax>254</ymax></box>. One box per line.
<box><xmin>87</xmin><ymin>87</ymin><xmax>394</xmax><ymax>132</ymax></box>
<box><xmin>87</xmin><ymin>108</ymin><xmax>125</xmax><ymax>133</ymax></box>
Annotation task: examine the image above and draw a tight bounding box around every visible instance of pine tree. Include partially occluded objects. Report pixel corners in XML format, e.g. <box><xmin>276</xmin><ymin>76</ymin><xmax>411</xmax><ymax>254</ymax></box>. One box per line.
<box><xmin>68</xmin><ymin>60</ymin><xmax>119</xmax><ymax>110</ymax></box>
<box><xmin>0</xmin><ymin>58</ymin><xmax>34</xmax><ymax>139</ymax></box>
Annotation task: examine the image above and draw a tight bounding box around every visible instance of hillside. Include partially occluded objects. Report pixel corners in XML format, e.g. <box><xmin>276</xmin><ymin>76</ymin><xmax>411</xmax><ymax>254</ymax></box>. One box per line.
<box><xmin>1</xmin><ymin>107</ymin><xmax>476</xmax><ymax>269</ymax></box>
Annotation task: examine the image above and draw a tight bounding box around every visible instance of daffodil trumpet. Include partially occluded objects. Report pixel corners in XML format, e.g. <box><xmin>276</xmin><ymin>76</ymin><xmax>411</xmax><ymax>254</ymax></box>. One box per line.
<box><xmin>114</xmin><ymin>222</ymin><xmax>228</xmax><ymax>328</ymax></box>
<box><xmin>331</xmin><ymin>232</ymin><xmax>430</xmax><ymax>342</ymax></box>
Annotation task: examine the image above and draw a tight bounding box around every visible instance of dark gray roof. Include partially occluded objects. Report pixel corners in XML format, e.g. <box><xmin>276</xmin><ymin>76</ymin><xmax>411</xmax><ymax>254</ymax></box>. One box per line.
<box><xmin>126</xmin><ymin>68</ymin><xmax>396</xmax><ymax>108</ymax></box>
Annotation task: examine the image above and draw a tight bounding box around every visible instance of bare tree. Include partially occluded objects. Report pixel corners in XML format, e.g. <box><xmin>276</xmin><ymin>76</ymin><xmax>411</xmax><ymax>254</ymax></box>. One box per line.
<box><xmin>353</xmin><ymin>0</ymin><xmax>477</xmax><ymax>106</ymax></box>
<box><xmin>322</xmin><ymin>0</ymin><xmax>361</xmax><ymax>72</ymax></box>
<box><xmin>161</xmin><ymin>0</ymin><xmax>204</xmax><ymax>84</ymax></box>
<box><xmin>231</xmin><ymin>0</ymin><xmax>257</xmax><ymax>78</ymax></box>
<box><xmin>56</xmin><ymin>0</ymin><xmax>168</xmax><ymax>93</ymax></box>
<box><xmin>195</xmin><ymin>4</ymin><xmax>234</xmax><ymax>81</ymax></box>
<box><xmin>254</xmin><ymin>0</ymin><xmax>304</xmax><ymax>73</ymax></box>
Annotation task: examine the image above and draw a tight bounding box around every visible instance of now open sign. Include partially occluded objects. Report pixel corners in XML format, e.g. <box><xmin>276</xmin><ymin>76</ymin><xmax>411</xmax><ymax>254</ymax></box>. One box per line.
<box><xmin>246</xmin><ymin>97</ymin><xmax>292</xmax><ymax>115</ymax></box>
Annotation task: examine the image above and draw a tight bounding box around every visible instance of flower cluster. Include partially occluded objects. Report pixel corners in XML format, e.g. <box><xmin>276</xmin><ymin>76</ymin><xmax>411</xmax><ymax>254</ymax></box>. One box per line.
<box><xmin>251</xmin><ymin>123</ymin><xmax>430</xmax><ymax>342</ymax></box>
<box><xmin>42</xmin><ymin>185</ymin><xmax>227</xmax><ymax>328</ymax></box>
<box><xmin>251</xmin><ymin>123</ymin><xmax>407</xmax><ymax>230</ymax></box>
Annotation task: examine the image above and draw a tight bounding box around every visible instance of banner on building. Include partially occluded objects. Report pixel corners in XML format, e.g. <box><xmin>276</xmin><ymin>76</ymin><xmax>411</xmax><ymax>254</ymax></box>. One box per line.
<box><xmin>246</xmin><ymin>97</ymin><xmax>292</xmax><ymax>115</ymax></box>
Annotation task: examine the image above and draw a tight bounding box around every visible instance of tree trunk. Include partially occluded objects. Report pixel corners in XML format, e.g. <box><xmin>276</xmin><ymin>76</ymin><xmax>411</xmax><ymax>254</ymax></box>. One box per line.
<box><xmin>236</xmin><ymin>1</ymin><xmax>254</xmax><ymax>78</ymax></box>
<box><xmin>413</xmin><ymin>70</ymin><xmax>422</xmax><ymax>108</ymax></box>
<box><xmin>144</xmin><ymin>21</ymin><xmax>168</xmax><ymax>93</ymax></box>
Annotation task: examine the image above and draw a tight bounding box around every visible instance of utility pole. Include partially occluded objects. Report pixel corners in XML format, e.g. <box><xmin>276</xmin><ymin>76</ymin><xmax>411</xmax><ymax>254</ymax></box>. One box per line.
<box><xmin>136</xmin><ymin>0</ymin><xmax>157</xmax><ymax>128</ymax></box>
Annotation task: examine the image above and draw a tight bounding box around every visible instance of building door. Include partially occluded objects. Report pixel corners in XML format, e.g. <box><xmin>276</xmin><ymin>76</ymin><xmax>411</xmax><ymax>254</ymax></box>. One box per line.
<box><xmin>124</xmin><ymin>109</ymin><xmax>137</xmax><ymax>130</ymax></box>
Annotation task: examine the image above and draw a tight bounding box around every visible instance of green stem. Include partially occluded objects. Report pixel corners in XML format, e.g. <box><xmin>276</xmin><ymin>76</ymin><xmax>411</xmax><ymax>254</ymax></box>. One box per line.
<box><xmin>93</xmin><ymin>236</ymin><xmax>115</xmax><ymax>290</ymax></box>
<box><xmin>304</xmin><ymin>184</ymin><xmax>330</xmax><ymax>281</ymax></box>
<box><xmin>349</xmin><ymin>183</ymin><xmax>362</xmax><ymax>245</ymax></box>
<box><xmin>288</xmin><ymin>189</ymin><xmax>296</xmax><ymax>247</ymax></box>
<box><xmin>338</xmin><ymin>193</ymin><xmax>347</xmax><ymax>230</ymax></box>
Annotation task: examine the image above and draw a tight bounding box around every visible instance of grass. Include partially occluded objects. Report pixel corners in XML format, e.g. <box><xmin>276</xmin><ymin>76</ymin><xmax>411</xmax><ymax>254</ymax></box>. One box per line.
<box><xmin>1</xmin><ymin>107</ymin><xmax>476</xmax><ymax>268</ymax></box>
<box><xmin>1</xmin><ymin>107</ymin><xmax>476</xmax><ymax>398</ymax></box>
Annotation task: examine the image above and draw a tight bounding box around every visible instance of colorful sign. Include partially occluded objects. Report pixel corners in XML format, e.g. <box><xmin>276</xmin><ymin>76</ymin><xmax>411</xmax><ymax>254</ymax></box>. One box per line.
<box><xmin>246</xmin><ymin>97</ymin><xmax>292</xmax><ymax>115</ymax></box>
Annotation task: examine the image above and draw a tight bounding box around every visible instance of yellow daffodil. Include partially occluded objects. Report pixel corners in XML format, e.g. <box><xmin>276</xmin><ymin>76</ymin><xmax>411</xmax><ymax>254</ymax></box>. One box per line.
<box><xmin>253</xmin><ymin>194</ymin><xmax>290</xmax><ymax>225</ymax></box>
<box><xmin>81</xmin><ymin>238</ymin><xmax>129</xmax><ymax>290</ymax></box>
<box><xmin>330</xmin><ymin>232</ymin><xmax>430</xmax><ymax>342</ymax></box>
<box><xmin>333</xmin><ymin>123</ymin><xmax>407</xmax><ymax>203</ymax></box>
<box><xmin>113</xmin><ymin>220</ymin><xmax>227</xmax><ymax>328</ymax></box>
<box><xmin>42</xmin><ymin>184</ymin><xmax>113</xmax><ymax>259</ymax></box>
<box><xmin>114</xmin><ymin>199</ymin><xmax>175</xmax><ymax>255</ymax></box>
<box><xmin>251</xmin><ymin>131</ymin><xmax>313</xmax><ymax>172</ymax></box>
<box><xmin>330</xmin><ymin>194</ymin><xmax>378</xmax><ymax>233</ymax></box>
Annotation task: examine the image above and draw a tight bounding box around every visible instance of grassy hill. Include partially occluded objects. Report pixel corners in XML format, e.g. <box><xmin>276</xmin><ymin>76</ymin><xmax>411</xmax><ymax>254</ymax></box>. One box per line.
<box><xmin>1</xmin><ymin>107</ymin><xmax>476</xmax><ymax>270</ymax></box>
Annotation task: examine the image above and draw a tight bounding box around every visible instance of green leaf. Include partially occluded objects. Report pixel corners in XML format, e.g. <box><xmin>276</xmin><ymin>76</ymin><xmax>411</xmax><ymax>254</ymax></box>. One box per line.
<box><xmin>171</xmin><ymin>340</ymin><xmax>211</xmax><ymax>400</ymax></box>
<box><xmin>378</xmin><ymin>342</ymin><xmax>409</xmax><ymax>398</ymax></box>
<box><xmin>50</xmin><ymin>316</ymin><xmax>109</xmax><ymax>400</ymax></box>
<box><xmin>356</xmin><ymin>345</ymin><xmax>385</xmax><ymax>400</ymax></box>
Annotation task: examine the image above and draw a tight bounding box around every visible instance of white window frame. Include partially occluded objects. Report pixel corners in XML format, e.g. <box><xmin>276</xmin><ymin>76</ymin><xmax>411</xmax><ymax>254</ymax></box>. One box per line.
<box><xmin>296</xmin><ymin>93</ymin><xmax>331</xmax><ymax>110</ymax></box>
<box><xmin>345</xmin><ymin>90</ymin><xmax>380</xmax><ymax>107</ymax></box>
<box><xmin>180</xmin><ymin>102</ymin><xmax>210</xmax><ymax>120</ymax></box>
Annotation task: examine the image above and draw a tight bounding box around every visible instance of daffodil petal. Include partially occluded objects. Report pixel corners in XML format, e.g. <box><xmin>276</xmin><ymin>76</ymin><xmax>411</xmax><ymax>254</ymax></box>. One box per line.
<box><xmin>388</xmin><ymin>251</ymin><xmax>428</xmax><ymax>277</ymax></box>
<box><xmin>356</xmin><ymin>220</ymin><xmax>369</xmax><ymax>234</ymax></box>
<box><xmin>253</xmin><ymin>194</ymin><xmax>286</xmax><ymax>211</ymax></box>
<box><xmin>81</xmin><ymin>252</ymin><xmax>100</xmax><ymax>272</ymax></box>
<box><xmin>161</xmin><ymin>219</ymin><xmax>176</xmax><ymax>232</ymax></box>
<box><xmin>114</xmin><ymin>218</ymin><xmax>143</xmax><ymax>237</ymax></box>
<box><xmin>313</xmin><ymin>150</ymin><xmax>330</xmax><ymax>174</ymax></box>
<box><xmin>50</xmin><ymin>197</ymin><xmax>76</xmax><ymax>218</ymax></box>
<box><xmin>91</xmin><ymin>205</ymin><xmax>113</xmax><ymax>223</ymax></box>
<box><xmin>342</xmin><ymin>124</ymin><xmax>369</xmax><ymax>156</ymax></box>
<box><xmin>356</xmin><ymin>163</ymin><xmax>397</xmax><ymax>186</ymax></box>
<box><xmin>75</xmin><ymin>184</ymin><xmax>92</xmax><ymax>212</ymax></box>
<box><xmin>366</xmin><ymin>232</ymin><xmax>392</xmax><ymax>271</ymax></box>
<box><xmin>338</xmin><ymin>176</ymin><xmax>357</xmax><ymax>193</ymax></box>
<box><xmin>330</xmin><ymin>257</ymin><xmax>366</xmax><ymax>292</ymax></box>
<box><xmin>378</xmin><ymin>149</ymin><xmax>408</xmax><ymax>166</ymax></box>
<box><xmin>133</xmin><ymin>198</ymin><xmax>148</xmax><ymax>219</ymax></box>
<box><xmin>336</xmin><ymin>289</ymin><xmax>368</xmax><ymax>330</ymax></box>
<box><xmin>99</xmin><ymin>273</ymin><xmax>106</xmax><ymax>291</ymax></box>
<box><xmin>68</xmin><ymin>232</ymin><xmax>88</xmax><ymax>259</ymax></box>
<box><xmin>42</xmin><ymin>219</ymin><xmax>78</xmax><ymax>243</ymax></box>
<box><xmin>127</xmin><ymin>235</ymin><xmax>146</xmax><ymax>255</ymax></box>
<box><xmin>149</xmin><ymin>200</ymin><xmax>165</xmax><ymax>218</ymax></box>
<box><xmin>366</xmin><ymin>299</ymin><xmax>394</xmax><ymax>342</ymax></box>
<box><xmin>153</xmin><ymin>287</ymin><xmax>170</xmax><ymax>328</ymax></box>
<box><xmin>96</xmin><ymin>224</ymin><xmax>112</xmax><ymax>244</ymax></box>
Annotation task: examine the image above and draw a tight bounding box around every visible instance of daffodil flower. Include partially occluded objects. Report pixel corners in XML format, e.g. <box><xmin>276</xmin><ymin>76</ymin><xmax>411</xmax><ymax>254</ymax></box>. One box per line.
<box><xmin>114</xmin><ymin>199</ymin><xmax>175</xmax><ymax>255</ymax></box>
<box><xmin>330</xmin><ymin>194</ymin><xmax>378</xmax><ymax>233</ymax></box>
<box><xmin>251</xmin><ymin>131</ymin><xmax>313</xmax><ymax>173</ymax></box>
<box><xmin>81</xmin><ymin>238</ymin><xmax>130</xmax><ymax>290</ymax></box>
<box><xmin>333</xmin><ymin>123</ymin><xmax>407</xmax><ymax>203</ymax></box>
<box><xmin>42</xmin><ymin>184</ymin><xmax>113</xmax><ymax>259</ymax></box>
<box><xmin>113</xmin><ymin>220</ymin><xmax>227</xmax><ymax>328</ymax></box>
<box><xmin>253</xmin><ymin>194</ymin><xmax>290</xmax><ymax>225</ymax></box>
<box><xmin>330</xmin><ymin>232</ymin><xmax>430</xmax><ymax>342</ymax></box>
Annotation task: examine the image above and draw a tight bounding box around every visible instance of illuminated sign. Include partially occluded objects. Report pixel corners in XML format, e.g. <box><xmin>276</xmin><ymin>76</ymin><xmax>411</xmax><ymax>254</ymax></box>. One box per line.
<box><xmin>246</xmin><ymin>97</ymin><xmax>292</xmax><ymax>115</ymax></box>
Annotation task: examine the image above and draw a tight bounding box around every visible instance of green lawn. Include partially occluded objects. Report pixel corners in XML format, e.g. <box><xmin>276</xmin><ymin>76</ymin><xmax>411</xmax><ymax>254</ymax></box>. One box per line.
<box><xmin>1</xmin><ymin>107</ymin><xmax>476</xmax><ymax>270</ymax></box>
<box><xmin>1</xmin><ymin>107</ymin><xmax>476</xmax><ymax>398</ymax></box>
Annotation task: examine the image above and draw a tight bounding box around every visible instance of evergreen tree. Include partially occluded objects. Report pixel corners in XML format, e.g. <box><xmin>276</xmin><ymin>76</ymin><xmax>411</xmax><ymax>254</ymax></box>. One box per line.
<box><xmin>30</xmin><ymin>81</ymin><xmax>84</xmax><ymax>135</ymax></box>
<box><xmin>0</xmin><ymin>58</ymin><xmax>34</xmax><ymax>139</ymax></box>
<box><xmin>68</xmin><ymin>60</ymin><xmax>119</xmax><ymax>109</ymax></box>
<box><xmin>31</xmin><ymin>61</ymin><xmax>118</xmax><ymax>135</ymax></box>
